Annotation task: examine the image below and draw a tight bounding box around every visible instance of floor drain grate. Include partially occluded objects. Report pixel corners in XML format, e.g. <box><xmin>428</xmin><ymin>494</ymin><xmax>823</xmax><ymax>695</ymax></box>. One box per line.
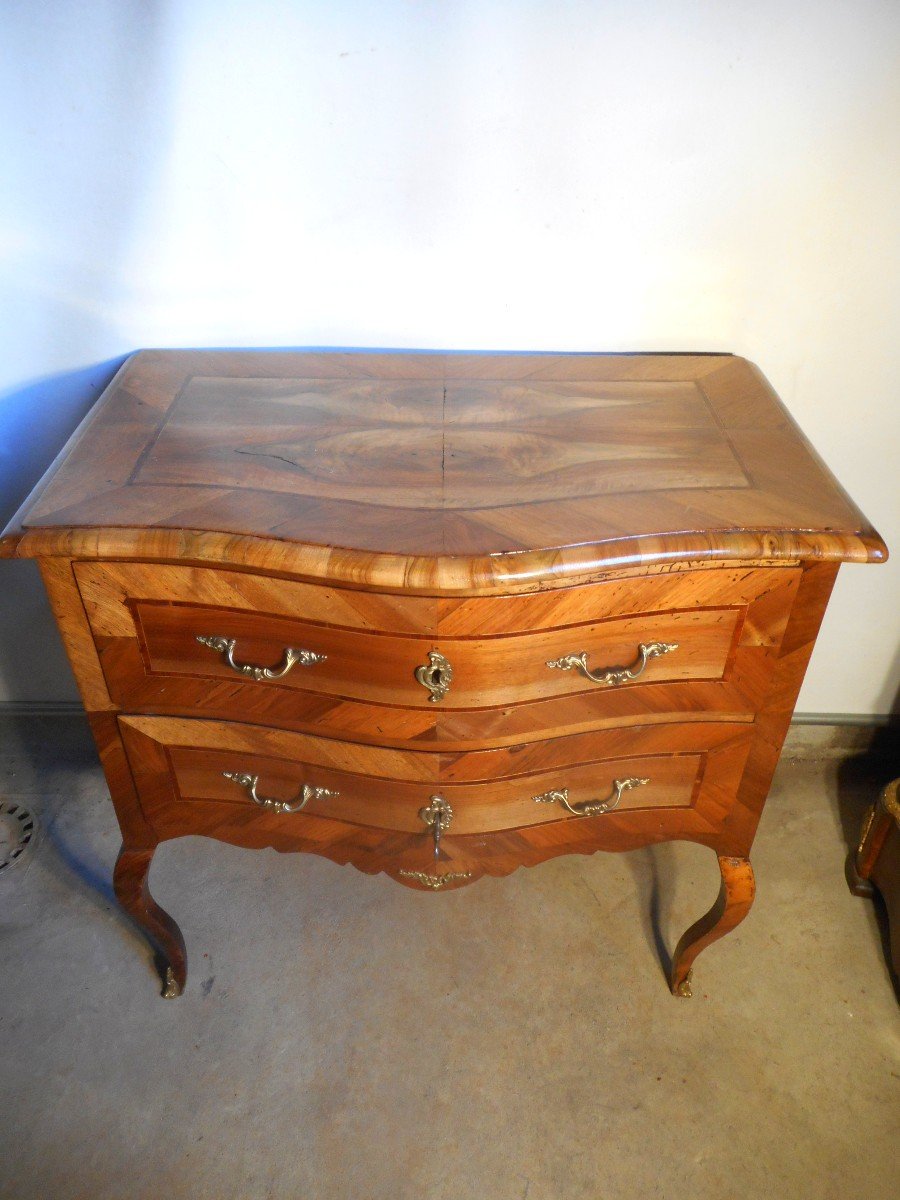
<box><xmin>0</xmin><ymin>801</ymin><xmax>39</xmax><ymax>873</ymax></box>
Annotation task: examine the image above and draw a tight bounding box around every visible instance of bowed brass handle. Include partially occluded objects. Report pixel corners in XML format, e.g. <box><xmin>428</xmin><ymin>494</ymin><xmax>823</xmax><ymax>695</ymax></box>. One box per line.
<box><xmin>533</xmin><ymin>776</ymin><xmax>650</xmax><ymax>817</ymax></box>
<box><xmin>222</xmin><ymin>771</ymin><xmax>338</xmax><ymax>814</ymax></box>
<box><xmin>546</xmin><ymin>640</ymin><xmax>678</xmax><ymax>687</ymax></box>
<box><xmin>414</xmin><ymin>651</ymin><xmax>453</xmax><ymax>702</ymax></box>
<box><xmin>197</xmin><ymin>635</ymin><xmax>326</xmax><ymax>681</ymax></box>
<box><xmin>419</xmin><ymin>795</ymin><xmax>453</xmax><ymax>859</ymax></box>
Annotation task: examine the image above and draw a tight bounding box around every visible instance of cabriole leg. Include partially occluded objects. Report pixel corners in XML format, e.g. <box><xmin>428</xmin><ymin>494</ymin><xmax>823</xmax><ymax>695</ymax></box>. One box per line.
<box><xmin>670</xmin><ymin>855</ymin><xmax>755</xmax><ymax>997</ymax></box>
<box><xmin>113</xmin><ymin>844</ymin><xmax>187</xmax><ymax>998</ymax></box>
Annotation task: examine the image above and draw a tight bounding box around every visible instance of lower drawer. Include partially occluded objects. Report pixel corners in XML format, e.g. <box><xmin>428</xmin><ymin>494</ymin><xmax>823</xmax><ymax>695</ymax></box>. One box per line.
<box><xmin>120</xmin><ymin>716</ymin><xmax>753</xmax><ymax>862</ymax></box>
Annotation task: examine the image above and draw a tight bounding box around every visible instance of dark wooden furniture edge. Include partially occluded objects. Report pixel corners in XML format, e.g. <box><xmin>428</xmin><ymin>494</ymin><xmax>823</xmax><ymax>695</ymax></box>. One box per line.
<box><xmin>849</xmin><ymin>778</ymin><xmax>900</xmax><ymax>988</ymax></box>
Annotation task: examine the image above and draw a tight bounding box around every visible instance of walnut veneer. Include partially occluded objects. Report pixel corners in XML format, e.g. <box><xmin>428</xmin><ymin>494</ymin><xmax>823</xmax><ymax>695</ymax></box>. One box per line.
<box><xmin>1</xmin><ymin>350</ymin><xmax>886</xmax><ymax>998</ymax></box>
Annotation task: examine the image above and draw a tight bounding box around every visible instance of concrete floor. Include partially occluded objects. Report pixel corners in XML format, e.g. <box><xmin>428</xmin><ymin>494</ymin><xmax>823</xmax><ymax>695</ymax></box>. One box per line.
<box><xmin>0</xmin><ymin>716</ymin><xmax>897</xmax><ymax>1200</ymax></box>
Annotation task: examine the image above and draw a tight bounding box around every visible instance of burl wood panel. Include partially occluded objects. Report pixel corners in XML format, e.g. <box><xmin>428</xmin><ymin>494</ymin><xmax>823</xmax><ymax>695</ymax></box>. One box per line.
<box><xmin>1</xmin><ymin>352</ymin><xmax>885</xmax><ymax>593</ymax></box>
<box><xmin>137</xmin><ymin>376</ymin><xmax>750</xmax><ymax>506</ymax></box>
<box><xmin>75</xmin><ymin>560</ymin><xmax>799</xmax><ymax>747</ymax></box>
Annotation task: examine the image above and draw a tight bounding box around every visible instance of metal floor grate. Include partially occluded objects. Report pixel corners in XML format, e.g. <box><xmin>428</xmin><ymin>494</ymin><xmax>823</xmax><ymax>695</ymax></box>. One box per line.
<box><xmin>0</xmin><ymin>801</ymin><xmax>38</xmax><ymax>873</ymax></box>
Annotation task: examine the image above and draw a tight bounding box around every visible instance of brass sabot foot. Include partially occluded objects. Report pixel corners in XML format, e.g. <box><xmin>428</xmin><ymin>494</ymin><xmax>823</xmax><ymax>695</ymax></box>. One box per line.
<box><xmin>162</xmin><ymin>966</ymin><xmax>183</xmax><ymax>999</ymax></box>
<box><xmin>672</xmin><ymin>968</ymin><xmax>693</xmax><ymax>999</ymax></box>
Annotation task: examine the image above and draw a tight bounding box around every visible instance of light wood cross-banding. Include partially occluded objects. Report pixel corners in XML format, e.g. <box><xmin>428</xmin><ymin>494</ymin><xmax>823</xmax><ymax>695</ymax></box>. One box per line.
<box><xmin>0</xmin><ymin>350</ymin><xmax>886</xmax><ymax>998</ymax></box>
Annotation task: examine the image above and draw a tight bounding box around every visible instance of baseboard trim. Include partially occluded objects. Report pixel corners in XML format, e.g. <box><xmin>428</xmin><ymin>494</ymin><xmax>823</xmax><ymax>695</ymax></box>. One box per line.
<box><xmin>784</xmin><ymin>716</ymin><xmax>898</xmax><ymax>759</ymax></box>
<box><xmin>0</xmin><ymin>701</ymin><xmax>86</xmax><ymax>716</ymax></box>
<box><xmin>792</xmin><ymin>712</ymin><xmax>898</xmax><ymax>727</ymax></box>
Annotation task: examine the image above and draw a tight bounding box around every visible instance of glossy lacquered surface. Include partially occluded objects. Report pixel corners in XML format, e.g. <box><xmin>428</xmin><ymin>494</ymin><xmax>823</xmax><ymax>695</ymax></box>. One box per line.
<box><xmin>118</xmin><ymin>715</ymin><xmax>752</xmax><ymax>843</ymax></box>
<box><xmin>75</xmin><ymin>559</ymin><xmax>799</xmax><ymax>747</ymax></box>
<box><xmin>1</xmin><ymin>350</ymin><xmax>885</xmax><ymax>998</ymax></box>
<box><xmin>0</xmin><ymin>351</ymin><xmax>886</xmax><ymax>592</ymax></box>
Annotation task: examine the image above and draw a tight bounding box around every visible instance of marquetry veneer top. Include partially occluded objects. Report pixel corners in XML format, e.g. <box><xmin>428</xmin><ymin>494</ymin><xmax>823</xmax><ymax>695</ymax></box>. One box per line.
<box><xmin>1</xmin><ymin>350</ymin><xmax>885</xmax><ymax>590</ymax></box>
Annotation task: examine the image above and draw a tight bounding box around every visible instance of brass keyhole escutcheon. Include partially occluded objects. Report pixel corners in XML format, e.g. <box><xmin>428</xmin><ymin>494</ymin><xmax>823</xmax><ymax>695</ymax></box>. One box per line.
<box><xmin>414</xmin><ymin>651</ymin><xmax>453</xmax><ymax>703</ymax></box>
<box><xmin>419</xmin><ymin>795</ymin><xmax>453</xmax><ymax>859</ymax></box>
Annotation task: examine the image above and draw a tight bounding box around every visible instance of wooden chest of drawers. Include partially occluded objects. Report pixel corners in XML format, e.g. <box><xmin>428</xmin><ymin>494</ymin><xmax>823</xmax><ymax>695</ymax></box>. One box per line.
<box><xmin>1</xmin><ymin>351</ymin><xmax>885</xmax><ymax>998</ymax></box>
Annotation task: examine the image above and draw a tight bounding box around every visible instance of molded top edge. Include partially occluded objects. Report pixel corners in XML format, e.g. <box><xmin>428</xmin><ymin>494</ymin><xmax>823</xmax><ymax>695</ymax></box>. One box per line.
<box><xmin>0</xmin><ymin>349</ymin><xmax>887</xmax><ymax>586</ymax></box>
<box><xmin>4</xmin><ymin>523</ymin><xmax>886</xmax><ymax>596</ymax></box>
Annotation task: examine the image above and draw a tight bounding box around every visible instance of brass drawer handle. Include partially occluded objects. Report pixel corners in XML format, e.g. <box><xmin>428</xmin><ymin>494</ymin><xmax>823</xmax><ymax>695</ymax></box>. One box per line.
<box><xmin>533</xmin><ymin>776</ymin><xmax>650</xmax><ymax>817</ymax></box>
<box><xmin>414</xmin><ymin>651</ymin><xmax>453</xmax><ymax>702</ymax></box>
<box><xmin>419</xmin><ymin>795</ymin><xmax>453</xmax><ymax>858</ymax></box>
<box><xmin>197</xmin><ymin>635</ymin><xmax>326</xmax><ymax>681</ymax></box>
<box><xmin>546</xmin><ymin>640</ymin><xmax>678</xmax><ymax>686</ymax></box>
<box><xmin>222</xmin><ymin>771</ymin><xmax>338</xmax><ymax>814</ymax></box>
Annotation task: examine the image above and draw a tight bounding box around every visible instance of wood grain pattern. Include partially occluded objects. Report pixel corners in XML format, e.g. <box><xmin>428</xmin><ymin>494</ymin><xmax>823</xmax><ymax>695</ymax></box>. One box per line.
<box><xmin>114</xmin><ymin>597</ymin><xmax>741</xmax><ymax>705</ymax></box>
<box><xmin>0</xmin><ymin>352</ymin><xmax>886</xmax><ymax>593</ymax></box>
<box><xmin>38</xmin><ymin>558</ymin><xmax>113</xmax><ymax>712</ymax></box>
<box><xmin>119</xmin><ymin>716</ymin><xmax>753</xmax><ymax>881</ymax></box>
<box><xmin>74</xmin><ymin>559</ymin><xmax>799</xmax><ymax>748</ymax></box>
<box><xmin>114</xmin><ymin>845</ymin><xmax>187</xmax><ymax>998</ymax></box>
<box><xmin>0</xmin><ymin>350</ymin><xmax>886</xmax><ymax>998</ymax></box>
<box><xmin>137</xmin><ymin>375</ymin><xmax>749</xmax><ymax>506</ymax></box>
<box><xmin>117</xmin><ymin>714</ymin><xmax>752</xmax><ymax>839</ymax></box>
<box><xmin>715</xmin><ymin>561</ymin><xmax>839</xmax><ymax>857</ymax></box>
<box><xmin>3</xmin><ymin>526</ymin><xmax>879</xmax><ymax>593</ymax></box>
<box><xmin>670</xmin><ymin>856</ymin><xmax>756</xmax><ymax>997</ymax></box>
<box><xmin>75</xmin><ymin>557</ymin><xmax>798</xmax><ymax>634</ymax></box>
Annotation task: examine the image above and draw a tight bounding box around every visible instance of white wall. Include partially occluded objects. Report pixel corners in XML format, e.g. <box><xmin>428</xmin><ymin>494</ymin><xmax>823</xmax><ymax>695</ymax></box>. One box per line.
<box><xmin>1</xmin><ymin>0</ymin><xmax>898</xmax><ymax>715</ymax></box>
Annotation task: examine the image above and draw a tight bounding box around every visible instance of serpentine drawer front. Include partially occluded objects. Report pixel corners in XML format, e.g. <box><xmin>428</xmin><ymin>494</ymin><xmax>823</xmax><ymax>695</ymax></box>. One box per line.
<box><xmin>117</xmin><ymin>715</ymin><xmax>753</xmax><ymax>845</ymax></box>
<box><xmin>74</xmin><ymin>559</ymin><xmax>798</xmax><ymax>746</ymax></box>
<box><xmin>0</xmin><ymin>350</ymin><xmax>885</xmax><ymax>1000</ymax></box>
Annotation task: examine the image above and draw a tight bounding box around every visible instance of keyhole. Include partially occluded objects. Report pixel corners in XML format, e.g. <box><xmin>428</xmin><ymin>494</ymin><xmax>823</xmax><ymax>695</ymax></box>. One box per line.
<box><xmin>415</xmin><ymin>651</ymin><xmax>452</xmax><ymax>701</ymax></box>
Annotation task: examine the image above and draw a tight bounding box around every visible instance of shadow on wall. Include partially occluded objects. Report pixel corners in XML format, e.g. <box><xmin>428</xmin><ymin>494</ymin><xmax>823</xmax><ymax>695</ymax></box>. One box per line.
<box><xmin>0</xmin><ymin>0</ymin><xmax>175</xmax><ymax>702</ymax></box>
<box><xmin>0</xmin><ymin>359</ymin><xmax>127</xmax><ymax>703</ymax></box>
<box><xmin>0</xmin><ymin>359</ymin><xmax>127</xmax><ymax>530</ymax></box>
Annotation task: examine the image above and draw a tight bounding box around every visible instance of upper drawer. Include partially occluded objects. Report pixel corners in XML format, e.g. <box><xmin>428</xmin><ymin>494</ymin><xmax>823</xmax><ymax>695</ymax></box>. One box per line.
<box><xmin>76</xmin><ymin>561</ymin><xmax>801</xmax><ymax>745</ymax></box>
